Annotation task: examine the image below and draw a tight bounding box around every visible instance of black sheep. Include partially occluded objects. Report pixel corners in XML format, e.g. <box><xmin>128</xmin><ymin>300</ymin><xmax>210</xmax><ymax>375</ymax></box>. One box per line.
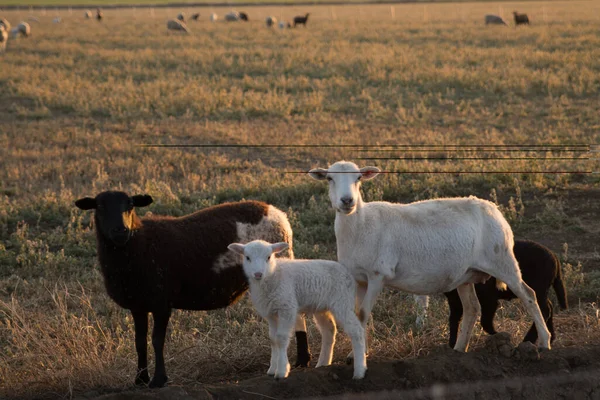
<box><xmin>293</xmin><ymin>13</ymin><xmax>310</xmax><ymax>27</ymax></box>
<box><xmin>239</xmin><ymin>12</ymin><xmax>249</xmax><ymax>21</ymax></box>
<box><xmin>191</xmin><ymin>13</ymin><xmax>200</xmax><ymax>21</ymax></box>
<box><xmin>75</xmin><ymin>191</ymin><xmax>311</xmax><ymax>388</ymax></box>
<box><xmin>445</xmin><ymin>239</ymin><xmax>568</xmax><ymax>347</ymax></box>
<box><xmin>513</xmin><ymin>11</ymin><xmax>530</xmax><ymax>25</ymax></box>
<box><xmin>96</xmin><ymin>8</ymin><xmax>103</xmax><ymax>21</ymax></box>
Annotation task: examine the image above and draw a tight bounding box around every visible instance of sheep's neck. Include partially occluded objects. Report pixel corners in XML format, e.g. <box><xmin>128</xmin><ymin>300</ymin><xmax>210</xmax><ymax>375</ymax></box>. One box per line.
<box><xmin>334</xmin><ymin>195</ymin><xmax>364</xmax><ymax>250</ymax></box>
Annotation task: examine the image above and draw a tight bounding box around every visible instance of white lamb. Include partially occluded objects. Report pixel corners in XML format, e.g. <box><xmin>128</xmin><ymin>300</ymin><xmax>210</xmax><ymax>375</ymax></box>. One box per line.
<box><xmin>210</xmin><ymin>13</ymin><xmax>218</xmax><ymax>22</ymax></box>
<box><xmin>228</xmin><ymin>240</ymin><xmax>367</xmax><ymax>380</ymax></box>
<box><xmin>0</xmin><ymin>24</ymin><xmax>7</xmax><ymax>53</ymax></box>
<box><xmin>308</xmin><ymin>161</ymin><xmax>551</xmax><ymax>356</ymax></box>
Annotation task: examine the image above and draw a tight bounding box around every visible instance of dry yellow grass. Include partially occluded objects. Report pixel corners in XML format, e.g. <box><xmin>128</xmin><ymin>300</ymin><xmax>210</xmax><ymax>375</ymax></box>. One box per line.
<box><xmin>1</xmin><ymin>1</ymin><xmax>600</xmax><ymax>398</ymax></box>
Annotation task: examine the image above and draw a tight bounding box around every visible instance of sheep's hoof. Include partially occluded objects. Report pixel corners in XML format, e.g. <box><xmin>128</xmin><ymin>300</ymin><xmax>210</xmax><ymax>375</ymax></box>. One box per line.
<box><xmin>135</xmin><ymin>372</ymin><xmax>150</xmax><ymax>386</ymax></box>
<box><xmin>294</xmin><ymin>351</ymin><xmax>311</xmax><ymax>368</ymax></box>
<box><xmin>346</xmin><ymin>356</ymin><xmax>353</xmax><ymax>365</ymax></box>
<box><xmin>149</xmin><ymin>375</ymin><xmax>169</xmax><ymax>388</ymax></box>
<box><xmin>352</xmin><ymin>369</ymin><xmax>367</xmax><ymax>380</ymax></box>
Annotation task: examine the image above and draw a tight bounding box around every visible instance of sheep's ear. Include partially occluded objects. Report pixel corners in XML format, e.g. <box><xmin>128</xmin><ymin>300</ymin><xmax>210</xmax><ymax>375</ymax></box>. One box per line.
<box><xmin>75</xmin><ymin>197</ymin><xmax>97</xmax><ymax>210</ymax></box>
<box><xmin>228</xmin><ymin>243</ymin><xmax>246</xmax><ymax>255</ymax></box>
<box><xmin>360</xmin><ymin>166</ymin><xmax>380</xmax><ymax>180</ymax></box>
<box><xmin>270</xmin><ymin>242</ymin><xmax>289</xmax><ymax>254</ymax></box>
<box><xmin>132</xmin><ymin>195</ymin><xmax>153</xmax><ymax>208</ymax></box>
<box><xmin>308</xmin><ymin>168</ymin><xmax>328</xmax><ymax>181</ymax></box>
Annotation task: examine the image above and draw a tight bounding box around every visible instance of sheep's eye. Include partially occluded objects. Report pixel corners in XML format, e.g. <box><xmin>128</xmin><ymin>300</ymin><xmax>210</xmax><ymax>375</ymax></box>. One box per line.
<box><xmin>326</xmin><ymin>177</ymin><xmax>333</xmax><ymax>182</ymax></box>
<box><xmin>246</xmin><ymin>256</ymin><xmax>250</xmax><ymax>261</ymax></box>
<box><xmin>267</xmin><ymin>255</ymin><xmax>271</xmax><ymax>261</ymax></box>
<box><xmin>356</xmin><ymin>176</ymin><xmax>362</xmax><ymax>182</ymax></box>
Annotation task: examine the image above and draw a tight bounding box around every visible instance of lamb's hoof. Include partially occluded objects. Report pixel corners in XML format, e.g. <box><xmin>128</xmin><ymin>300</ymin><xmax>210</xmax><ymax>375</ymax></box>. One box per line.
<box><xmin>149</xmin><ymin>375</ymin><xmax>169</xmax><ymax>388</ymax></box>
<box><xmin>135</xmin><ymin>371</ymin><xmax>150</xmax><ymax>386</ymax></box>
<box><xmin>267</xmin><ymin>368</ymin><xmax>276</xmax><ymax>376</ymax></box>
<box><xmin>346</xmin><ymin>355</ymin><xmax>353</xmax><ymax>365</ymax></box>
<box><xmin>294</xmin><ymin>353</ymin><xmax>311</xmax><ymax>368</ymax></box>
<box><xmin>352</xmin><ymin>369</ymin><xmax>367</xmax><ymax>380</ymax></box>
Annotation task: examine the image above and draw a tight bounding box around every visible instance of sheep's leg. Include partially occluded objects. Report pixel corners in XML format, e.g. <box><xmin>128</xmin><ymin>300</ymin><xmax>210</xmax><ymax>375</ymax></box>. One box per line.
<box><xmin>335</xmin><ymin>307</ymin><xmax>367</xmax><ymax>380</ymax></box>
<box><xmin>267</xmin><ymin>317</ymin><xmax>278</xmax><ymax>376</ymax></box>
<box><xmin>274</xmin><ymin>311</ymin><xmax>295</xmax><ymax>379</ymax></box>
<box><xmin>454</xmin><ymin>283</ymin><xmax>480</xmax><ymax>352</ymax></box>
<box><xmin>414</xmin><ymin>295</ymin><xmax>430</xmax><ymax>329</ymax></box>
<box><xmin>149</xmin><ymin>309</ymin><xmax>172</xmax><ymax>388</ymax></box>
<box><xmin>444</xmin><ymin>290</ymin><xmax>463</xmax><ymax>348</ymax></box>
<box><xmin>132</xmin><ymin>310</ymin><xmax>150</xmax><ymax>386</ymax></box>
<box><xmin>495</xmin><ymin>273</ymin><xmax>551</xmax><ymax>349</ymax></box>
<box><xmin>523</xmin><ymin>297</ymin><xmax>552</xmax><ymax>344</ymax></box>
<box><xmin>294</xmin><ymin>314</ymin><xmax>311</xmax><ymax>367</ymax></box>
<box><xmin>347</xmin><ymin>280</ymin><xmax>369</xmax><ymax>363</ymax></box>
<box><xmin>314</xmin><ymin>312</ymin><xmax>336</xmax><ymax>367</ymax></box>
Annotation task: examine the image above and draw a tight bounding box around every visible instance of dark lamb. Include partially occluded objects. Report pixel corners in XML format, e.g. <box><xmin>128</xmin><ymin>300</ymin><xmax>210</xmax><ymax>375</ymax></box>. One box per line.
<box><xmin>513</xmin><ymin>11</ymin><xmax>530</xmax><ymax>25</ymax></box>
<box><xmin>191</xmin><ymin>13</ymin><xmax>200</xmax><ymax>21</ymax></box>
<box><xmin>239</xmin><ymin>12</ymin><xmax>249</xmax><ymax>21</ymax></box>
<box><xmin>445</xmin><ymin>239</ymin><xmax>567</xmax><ymax>347</ymax></box>
<box><xmin>293</xmin><ymin>13</ymin><xmax>310</xmax><ymax>27</ymax></box>
<box><xmin>75</xmin><ymin>191</ymin><xmax>311</xmax><ymax>388</ymax></box>
<box><xmin>96</xmin><ymin>8</ymin><xmax>103</xmax><ymax>21</ymax></box>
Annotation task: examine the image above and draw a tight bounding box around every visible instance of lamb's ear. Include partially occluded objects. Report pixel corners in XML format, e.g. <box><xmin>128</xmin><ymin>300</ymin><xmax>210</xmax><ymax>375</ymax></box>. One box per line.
<box><xmin>228</xmin><ymin>243</ymin><xmax>246</xmax><ymax>255</ymax></box>
<box><xmin>360</xmin><ymin>166</ymin><xmax>380</xmax><ymax>180</ymax></box>
<box><xmin>75</xmin><ymin>197</ymin><xmax>97</xmax><ymax>210</ymax></box>
<box><xmin>270</xmin><ymin>242</ymin><xmax>289</xmax><ymax>254</ymax></box>
<box><xmin>132</xmin><ymin>195</ymin><xmax>153</xmax><ymax>208</ymax></box>
<box><xmin>308</xmin><ymin>168</ymin><xmax>328</xmax><ymax>181</ymax></box>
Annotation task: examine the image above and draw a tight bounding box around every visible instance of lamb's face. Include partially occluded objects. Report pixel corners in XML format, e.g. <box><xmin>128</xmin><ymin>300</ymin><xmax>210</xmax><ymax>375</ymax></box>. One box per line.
<box><xmin>308</xmin><ymin>161</ymin><xmax>380</xmax><ymax>215</ymax></box>
<box><xmin>228</xmin><ymin>240</ymin><xmax>289</xmax><ymax>281</ymax></box>
<box><xmin>74</xmin><ymin>191</ymin><xmax>153</xmax><ymax>246</ymax></box>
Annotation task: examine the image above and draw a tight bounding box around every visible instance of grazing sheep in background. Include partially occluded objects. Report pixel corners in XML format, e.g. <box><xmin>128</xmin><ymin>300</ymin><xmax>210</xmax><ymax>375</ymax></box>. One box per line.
<box><xmin>445</xmin><ymin>239</ymin><xmax>568</xmax><ymax>347</ymax></box>
<box><xmin>96</xmin><ymin>8</ymin><xmax>103</xmax><ymax>21</ymax></box>
<box><xmin>239</xmin><ymin>12</ymin><xmax>249</xmax><ymax>21</ymax></box>
<box><xmin>167</xmin><ymin>19</ymin><xmax>190</xmax><ymax>33</ymax></box>
<box><xmin>278</xmin><ymin>21</ymin><xmax>291</xmax><ymax>29</ymax></box>
<box><xmin>12</xmin><ymin>22</ymin><xmax>30</xmax><ymax>38</ymax></box>
<box><xmin>84</xmin><ymin>10</ymin><xmax>92</xmax><ymax>19</ymax></box>
<box><xmin>225</xmin><ymin>11</ymin><xmax>240</xmax><ymax>22</ymax></box>
<box><xmin>53</xmin><ymin>17</ymin><xmax>61</xmax><ymax>24</ymax></box>
<box><xmin>191</xmin><ymin>13</ymin><xmax>200</xmax><ymax>21</ymax></box>
<box><xmin>309</xmin><ymin>161</ymin><xmax>552</xmax><ymax>360</ymax></box>
<box><xmin>74</xmin><ymin>191</ymin><xmax>311</xmax><ymax>388</ymax></box>
<box><xmin>485</xmin><ymin>14</ymin><xmax>507</xmax><ymax>25</ymax></box>
<box><xmin>228</xmin><ymin>240</ymin><xmax>367</xmax><ymax>380</ymax></box>
<box><xmin>0</xmin><ymin>18</ymin><xmax>11</xmax><ymax>32</ymax></box>
<box><xmin>210</xmin><ymin>13</ymin><xmax>218</xmax><ymax>22</ymax></box>
<box><xmin>177</xmin><ymin>12</ymin><xmax>185</xmax><ymax>22</ymax></box>
<box><xmin>293</xmin><ymin>13</ymin><xmax>310</xmax><ymax>27</ymax></box>
<box><xmin>28</xmin><ymin>16</ymin><xmax>40</xmax><ymax>23</ymax></box>
<box><xmin>266</xmin><ymin>16</ymin><xmax>277</xmax><ymax>27</ymax></box>
<box><xmin>513</xmin><ymin>11</ymin><xmax>530</xmax><ymax>25</ymax></box>
<box><xmin>0</xmin><ymin>24</ymin><xmax>7</xmax><ymax>53</ymax></box>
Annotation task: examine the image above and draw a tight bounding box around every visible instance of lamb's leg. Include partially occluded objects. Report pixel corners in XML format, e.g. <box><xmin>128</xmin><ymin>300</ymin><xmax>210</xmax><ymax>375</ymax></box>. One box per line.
<box><xmin>267</xmin><ymin>317</ymin><xmax>278</xmax><ymax>376</ymax></box>
<box><xmin>274</xmin><ymin>311</ymin><xmax>295</xmax><ymax>379</ymax></box>
<box><xmin>294</xmin><ymin>314</ymin><xmax>311</xmax><ymax>367</ymax></box>
<box><xmin>149</xmin><ymin>309</ymin><xmax>172</xmax><ymax>388</ymax></box>
<box><xmin>444</xmin><ymin>290</ymin><xmax>463</xmax><ymax>348</ymax></box>
<box><xmin>479</xmin><ymin>294</ymin><xmax>499</xmax><ymax>336</ymax></box>
<box><xmin>347</xmin><ymin>280</ymin><xmax>369</xmax><ymax>363</ymax></box>
<box><xmin>414</xmin><ymin>295</ymin><xmax>430</xmax><ymax>329</ymax></box>
<box><xmin>454</xmin><ymin>283</ymin><xmax>480</xmax><ymax>352</ymax></box>
<box><xmin>314</xmin><ymin>312</ymin><xmax>336</xmax><ymax>367</ymax></box>
<box><xmin>132</xmin><ymin>310</ymin><xmax>150</xmax><ymax>386</ymax></box>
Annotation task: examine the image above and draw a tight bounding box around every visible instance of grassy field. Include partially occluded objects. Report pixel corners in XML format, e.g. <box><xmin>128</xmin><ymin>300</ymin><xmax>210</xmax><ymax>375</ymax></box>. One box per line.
<box><xmin>1</xmin><ymin>0</ymin><xmax>600</xmax><ymax>398</ymax></box>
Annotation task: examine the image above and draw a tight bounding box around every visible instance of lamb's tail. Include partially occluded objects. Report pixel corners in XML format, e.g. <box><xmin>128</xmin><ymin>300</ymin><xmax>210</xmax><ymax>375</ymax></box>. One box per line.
<box><xmin>496</xmin><ymin>280</ymin><xmax>508</xmax><ymax>291</ymax></box>
<box><xmin>553</xmin><ymin>263</ymin><xmax>568</xmax><ymax>309</ymax></box>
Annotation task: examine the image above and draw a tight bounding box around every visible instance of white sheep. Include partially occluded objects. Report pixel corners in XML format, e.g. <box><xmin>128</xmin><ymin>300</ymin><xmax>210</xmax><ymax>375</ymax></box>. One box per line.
<box><xmin>228</xmin><ymin>240</ymin><xmax>367</xmax><ymax>380</ymax></box>
<box><xmin>167</xmin><ymin>19</ymin><xmax>190</xmax><ymax>33</ymax></box>
<box><xmin>266</xmin><ymin>16</ymin><xmax>277</xmax><ymax>28</ymax></box>
<box><xmin>308</xmin><ymin>161</ymin><xmax>551</xmax><ymax>356</ymax></box>
<box><xmin>84</xmin><ymin>10</ymin><xmax>92</xmax><ymax>19</ymax></box>
<box><xmin>0</xmin><ymin>18</ymin><xmax>11</xmax><ymax>32</ymax></box>
<box><xmin>53</xmin><ymin>17</ymin><xmax>62</xmax><ymax>24</ymax></box>
<box><xmin>225</xmin><ymin>11</ymin><xmax>240</xmax><ymax>22</ymax></box>
<box><xmin>10</xmin><ymin>22</ymin><xmax>30</xmax><ymax>39</ymax></box>
<box><xmin>210</xmin><ymin>13</ymin><xmax>218</xmax><ymax>22</ymax></box>
<box><xmin>0</xmin><ymin>24</ymin><xmax>8</xmax><ymax>53</ymax></box>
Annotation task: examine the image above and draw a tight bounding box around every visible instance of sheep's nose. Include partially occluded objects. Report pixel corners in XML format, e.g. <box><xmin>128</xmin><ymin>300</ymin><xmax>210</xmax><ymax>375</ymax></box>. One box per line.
<box><xmin>254</xmin><ymin>272</ymin><xmax>263</xmax><ymax>279</ymax></box>
<box><xmin>111</xmin><ymin>227</ymin><xmax>128</xmax><ymax>234</ymax></box>
<box><xmin>341</xmin><ymin>197</ymin><xmax>353</xmax><ymax>205</ymax></box>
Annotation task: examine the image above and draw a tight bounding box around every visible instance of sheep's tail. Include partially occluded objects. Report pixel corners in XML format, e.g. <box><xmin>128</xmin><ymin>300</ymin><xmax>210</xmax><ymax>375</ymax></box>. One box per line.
<box><xmin>553</xmin><ymin>263</ymin><xmax>568</xmax><ymax>309</ymax></box>
<box><xmin>496</xmin><ymin>280</ymin><xmax>507</xmax><ymax>291</ymax></box>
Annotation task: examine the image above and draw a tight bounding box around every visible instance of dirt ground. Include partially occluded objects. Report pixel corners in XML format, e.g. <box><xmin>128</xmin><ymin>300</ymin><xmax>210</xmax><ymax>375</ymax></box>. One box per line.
<box><xmin>76</xmin><ymin>333</ymin><xmax>600</xmax><ymax>400</ymax></box>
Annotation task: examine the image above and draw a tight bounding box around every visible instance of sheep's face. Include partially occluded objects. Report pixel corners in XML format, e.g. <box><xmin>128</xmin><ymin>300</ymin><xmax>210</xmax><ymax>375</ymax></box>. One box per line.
<box><xmin>75</xmin><ymin>191</ymin><xmax>153</xmax><ymax>246</ymax></box>
<box><xmin>308</xmin><ymin>161</ymin><xmax>380</xmax><ymax>215</ymax></box>
<box><xmin>228</xmin><ymin>240</ymin><xmax>288</xmax><ymax>281</ymax></box>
